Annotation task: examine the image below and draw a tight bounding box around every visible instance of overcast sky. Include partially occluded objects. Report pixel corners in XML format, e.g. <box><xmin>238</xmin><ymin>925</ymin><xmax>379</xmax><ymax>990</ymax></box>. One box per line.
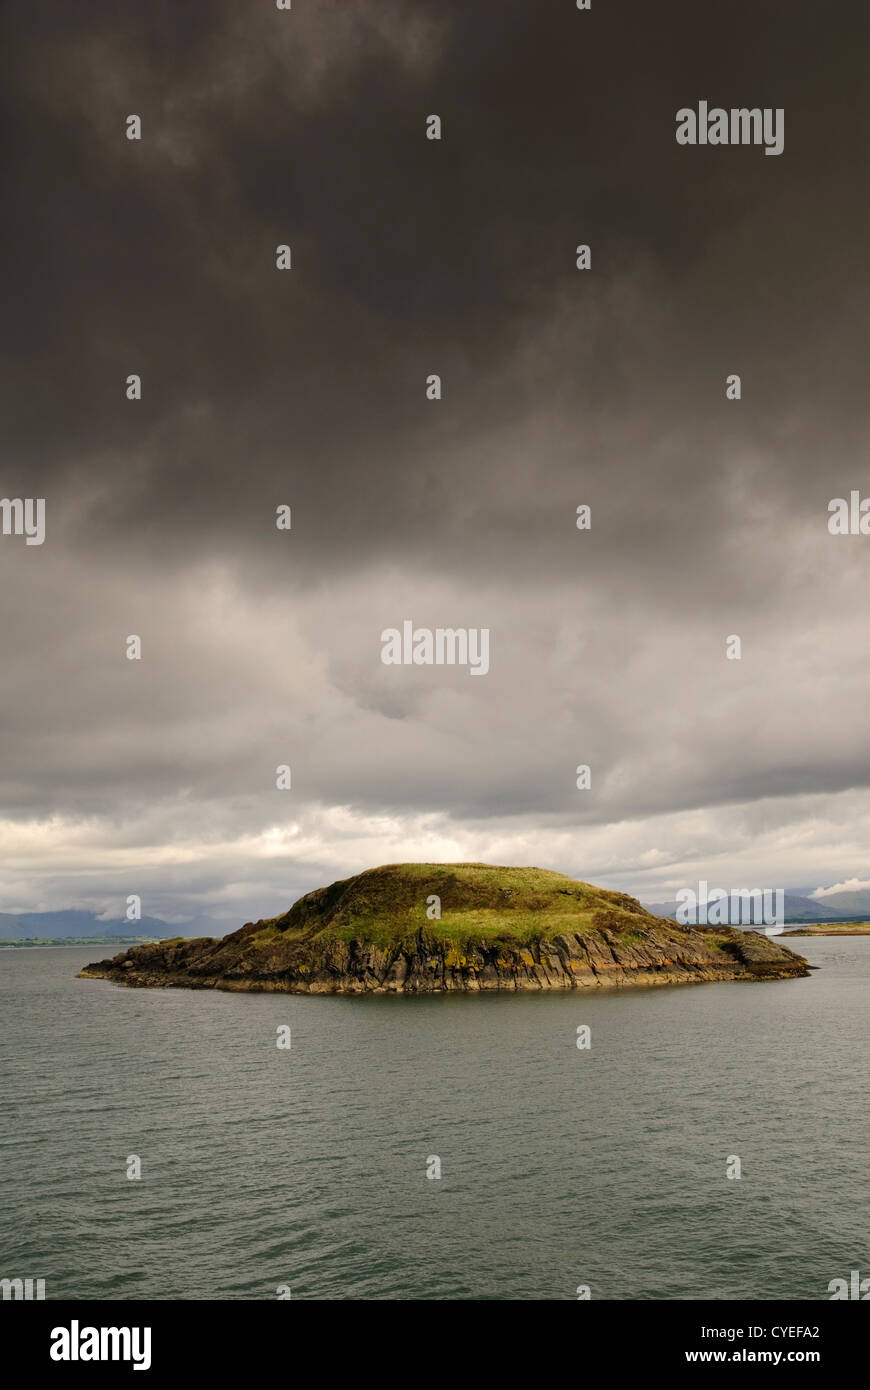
<box><xmin>2</xmin><ymin>0</ymin><xmax>868</xmax><ymax>925</ymax></box>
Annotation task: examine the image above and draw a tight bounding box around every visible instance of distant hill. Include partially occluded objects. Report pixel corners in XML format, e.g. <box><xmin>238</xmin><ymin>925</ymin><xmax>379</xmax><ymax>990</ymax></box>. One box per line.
<box><xmin>78</xmin><ymin>861</ymin><xmax>808</xmax><ymax>995</ymax></box>
<box><xmin>642</xmin><ymin>893</ymin><xmax>857</xmax><ymax>925</ymax></box>
<box><xmin>0</xmin><ymin>910</ymin><xmax>225</xmax><ymax>941</ymax></box>
<box><xmin>807</xmin><ymin>887</ymin><xmax>870</xmax><ymax>917</ymax></box>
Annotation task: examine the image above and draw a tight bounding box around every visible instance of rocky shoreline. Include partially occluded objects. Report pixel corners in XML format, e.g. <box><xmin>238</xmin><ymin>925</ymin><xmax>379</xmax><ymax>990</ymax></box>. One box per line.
<box><xmin>78</xmin><ymin>919</ymin><xmax>809</xmax><ymax>995</ymax></box>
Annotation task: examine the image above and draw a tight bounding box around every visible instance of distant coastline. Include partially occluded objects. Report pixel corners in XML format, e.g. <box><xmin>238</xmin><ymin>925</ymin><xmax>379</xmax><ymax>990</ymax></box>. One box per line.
<box><xmin>782</xmin><ymin>922</ymin><xmax>870</xmax><ymax>936</ymax></box>
<box><xmin>0</xmin><ymin>936</ymin><xmax>160</xmax><ymax>949</ymax></box>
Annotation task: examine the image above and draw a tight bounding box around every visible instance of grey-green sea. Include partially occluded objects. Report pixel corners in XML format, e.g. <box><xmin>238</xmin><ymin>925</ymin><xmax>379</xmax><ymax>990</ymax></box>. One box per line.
<box><xmin>1</xmin><ymin>937</ymin><xmax>867</xmax><ymax>1300</ymax></box>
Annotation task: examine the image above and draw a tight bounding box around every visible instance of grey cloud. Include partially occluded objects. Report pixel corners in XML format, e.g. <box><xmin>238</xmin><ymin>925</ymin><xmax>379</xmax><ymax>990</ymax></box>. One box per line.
<box><xmin>2</xmin><ymin>0</ymin><xmax>868</xmax><ymax>915</ymax></box>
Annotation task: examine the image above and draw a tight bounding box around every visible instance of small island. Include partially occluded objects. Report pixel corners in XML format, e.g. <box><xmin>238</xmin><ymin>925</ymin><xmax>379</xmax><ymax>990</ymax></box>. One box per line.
<box><xmin>783</xmin><ymin>921</ymin><xmax>870</xmax><ymax>936</ymax></box>
<box><xmin>77</xmin><ymin>863</ymin><xmax>810</xmax><ymax>995</ymax></box>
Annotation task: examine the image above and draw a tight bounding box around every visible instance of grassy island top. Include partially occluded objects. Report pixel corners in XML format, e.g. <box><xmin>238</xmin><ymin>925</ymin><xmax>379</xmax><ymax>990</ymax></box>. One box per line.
<box><xmin>249</xmin><ymin>862</ymin><xmax>658</xmax><ymax>949</ymax></box>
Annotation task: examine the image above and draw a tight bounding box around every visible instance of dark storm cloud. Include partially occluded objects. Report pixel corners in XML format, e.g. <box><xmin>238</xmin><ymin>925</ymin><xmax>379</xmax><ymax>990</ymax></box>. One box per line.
<box><xmin>1</xmin><ymin>1</ymin><xmax>868</xmax><ymax>914</ymax></box>
<box><xmin>4</xmin><ymin>0</ymin><xmax>868</xmax><ymax>571</ymax></box>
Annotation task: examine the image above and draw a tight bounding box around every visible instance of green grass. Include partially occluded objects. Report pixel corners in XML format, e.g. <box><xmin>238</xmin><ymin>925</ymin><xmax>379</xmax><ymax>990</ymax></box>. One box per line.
<box><xmin>252</xmin><ymin>862</ymin><xmax>657</xmax><ymax>950</ymax></box>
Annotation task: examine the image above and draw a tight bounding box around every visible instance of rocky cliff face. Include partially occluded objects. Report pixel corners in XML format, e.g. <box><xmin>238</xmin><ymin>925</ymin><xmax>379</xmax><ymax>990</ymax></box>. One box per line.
<box><xmin>78</xmin><ymin>863</ymin><xmax>809</xmax><ymax>995</ymax></box>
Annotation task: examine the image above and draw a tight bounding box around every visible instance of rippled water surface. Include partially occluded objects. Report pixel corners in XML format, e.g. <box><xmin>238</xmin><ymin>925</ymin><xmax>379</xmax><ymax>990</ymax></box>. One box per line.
<box><xmin>1</xmin><ymin>939</ymin><xmax>867</xmax><ymax>1299</ymax></box>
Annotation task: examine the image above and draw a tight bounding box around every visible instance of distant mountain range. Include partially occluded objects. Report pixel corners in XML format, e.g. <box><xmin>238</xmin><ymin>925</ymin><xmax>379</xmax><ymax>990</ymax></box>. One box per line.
<box><xmin>0</xmin><ymin>910</ymin><xmax>232</xmax><ymax>940</ymax></box>
<box><xmin>4</xmin><ymin>879</ymin><xmax>869</xmax><ymax>940</ymax></box>
<box><xmin>802</xmin><ymin>888</ymin><xmax>870</xmax><ymax>917</ymax></box>
<box><xmin>643</xmin><ymin>888</ymin><xmax>870</xmax><ymax>925</ymax></box>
